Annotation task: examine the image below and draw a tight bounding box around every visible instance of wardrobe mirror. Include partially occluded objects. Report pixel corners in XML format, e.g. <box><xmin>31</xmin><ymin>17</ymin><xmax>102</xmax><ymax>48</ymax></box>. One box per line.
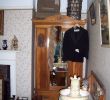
<box><xmin>48</xmin><ymin>26</ymin><xmax>68</xmax><ymax>86</ymax></box>
<box><xmin>48</xmin><ymin>26</ymin><xmax>63</xmax><ymax>65</ymax></box>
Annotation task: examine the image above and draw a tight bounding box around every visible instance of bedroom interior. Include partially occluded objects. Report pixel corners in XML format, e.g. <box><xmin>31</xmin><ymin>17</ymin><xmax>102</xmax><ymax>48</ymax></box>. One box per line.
<box><xmin>0</xmin><ymin>0</ymin><xmax>110</xmax><ymax>100</ymax></box>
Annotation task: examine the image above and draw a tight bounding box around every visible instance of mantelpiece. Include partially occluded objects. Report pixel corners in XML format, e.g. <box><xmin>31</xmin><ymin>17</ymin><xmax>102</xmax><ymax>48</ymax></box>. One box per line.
<box><xmin>0</xmin><ymin>50</ymin><xmax>19</xmax><ymax>96</ymax></box>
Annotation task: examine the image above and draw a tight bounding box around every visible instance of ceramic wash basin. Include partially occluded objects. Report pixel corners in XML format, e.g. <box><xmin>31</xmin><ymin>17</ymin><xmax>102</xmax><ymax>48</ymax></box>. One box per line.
<box><xmin>59</xmin><ymin>88</ymin><xmax>89</xmax><ymax>100</ymax></box>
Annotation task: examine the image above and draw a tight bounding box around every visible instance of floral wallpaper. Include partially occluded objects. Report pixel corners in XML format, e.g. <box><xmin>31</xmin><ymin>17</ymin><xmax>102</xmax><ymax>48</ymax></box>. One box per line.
<box><xmin>0</xmin><ymin>10</ymin><xmax>32</xmax><ymax>99</ymax></box>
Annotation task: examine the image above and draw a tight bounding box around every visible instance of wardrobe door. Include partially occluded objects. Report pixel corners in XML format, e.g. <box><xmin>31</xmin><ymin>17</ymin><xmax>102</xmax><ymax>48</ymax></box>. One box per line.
<box><xmin>35</xmin><ymin>27</ymin><xmax>49</xmax><ymax>90</ymax></box>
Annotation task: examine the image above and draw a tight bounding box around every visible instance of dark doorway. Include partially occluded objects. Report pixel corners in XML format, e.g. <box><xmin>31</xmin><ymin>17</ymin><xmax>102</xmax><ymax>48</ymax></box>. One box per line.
<box><xmin>0</xmin><ymin>65</ymin><xmax>10</xmax><ymax>100</ymax></box>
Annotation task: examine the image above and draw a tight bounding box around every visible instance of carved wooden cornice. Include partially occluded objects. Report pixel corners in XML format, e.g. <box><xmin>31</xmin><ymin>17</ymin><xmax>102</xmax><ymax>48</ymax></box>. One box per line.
<box><xmin>33</xmin><ymin>15</ymin><xmax>86</xmax><ymax>27</ymax></box>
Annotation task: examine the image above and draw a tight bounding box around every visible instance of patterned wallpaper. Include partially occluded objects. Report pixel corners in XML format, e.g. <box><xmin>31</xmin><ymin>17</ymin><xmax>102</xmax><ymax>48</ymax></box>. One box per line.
<box><xmin>0</xmin><ymin>10</ymin><xmax>32</xmax><ymax>99</ymax></box>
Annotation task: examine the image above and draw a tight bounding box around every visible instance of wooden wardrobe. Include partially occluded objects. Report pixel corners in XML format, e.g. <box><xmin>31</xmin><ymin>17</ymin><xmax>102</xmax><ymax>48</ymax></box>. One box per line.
<box><xmin>33</xmin><ymin>15</ymin><xmax>86</xmax><ymax>100</ymax></box>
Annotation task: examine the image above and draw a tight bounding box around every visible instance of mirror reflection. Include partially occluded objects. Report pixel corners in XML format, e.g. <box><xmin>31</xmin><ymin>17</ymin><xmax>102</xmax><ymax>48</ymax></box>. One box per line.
<box><xmin>48</xmin><ymin>26</ymin><xmax>68</xmax><ymax>86</ymax></box>
<box><xmin>53</xmin><ymin>26</ymin><xmax>62</xmax><ymax>63</ymax></box>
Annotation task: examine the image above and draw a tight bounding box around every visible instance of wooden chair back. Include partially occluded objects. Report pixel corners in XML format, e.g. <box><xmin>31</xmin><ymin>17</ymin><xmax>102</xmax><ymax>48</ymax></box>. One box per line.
<box><xmin>88</xmin><ymin>71</ymin><xmax>106</xmax><ymax>100</ymax></box>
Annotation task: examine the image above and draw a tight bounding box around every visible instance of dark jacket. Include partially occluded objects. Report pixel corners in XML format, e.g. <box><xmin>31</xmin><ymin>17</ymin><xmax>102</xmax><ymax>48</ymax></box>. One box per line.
<box><xmin>62</xmin><ymin>27</ymin><xmax>89</xmax><ymax>62</ymax></box>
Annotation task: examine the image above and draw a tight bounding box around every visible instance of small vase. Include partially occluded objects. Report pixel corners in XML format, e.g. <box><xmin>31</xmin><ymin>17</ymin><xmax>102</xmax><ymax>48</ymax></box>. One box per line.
<box><xmin>2</xmin><ymin>40</ymin><xmax>8</xmax><ymax>50</ymax></box>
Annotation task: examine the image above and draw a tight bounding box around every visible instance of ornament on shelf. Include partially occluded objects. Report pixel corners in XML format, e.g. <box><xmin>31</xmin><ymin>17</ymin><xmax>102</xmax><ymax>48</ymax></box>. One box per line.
<box><xmin>11</xmin><ymin>35</ymin><xmax>18</xmax><ymax>50</ymax></box>
<box><xmin>2</xmin><ymin>39</ymin><xmax>8</xmax><ymax>50</ymax></box>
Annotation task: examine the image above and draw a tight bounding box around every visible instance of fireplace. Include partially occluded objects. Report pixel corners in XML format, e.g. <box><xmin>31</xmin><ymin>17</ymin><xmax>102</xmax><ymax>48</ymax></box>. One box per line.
<box><xmin>0</xmin><ymin>65</ymin><xmax>10</xmax><ymax>99</ymax></box>
<box><xmin>0</xmin><ymin>50</ymin><xmax>17</xmax><ymax>97</ymax></box>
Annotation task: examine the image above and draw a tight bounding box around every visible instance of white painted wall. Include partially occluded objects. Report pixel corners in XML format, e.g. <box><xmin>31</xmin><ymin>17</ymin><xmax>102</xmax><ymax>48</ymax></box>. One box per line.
<box><xmin>60</xmin><ymin>0</ymin><xmax>67</xmax><ymax>14</ymax></box>
<box><xmin>87</xmin><ymin>0</ymin><xmax>110</xmax><ymax>99</ymax></box>
<box><xmin>0</xmin><ymin>0</ymin><xmax>33</xmax><ymax>9</ymax></box>
<box><xmin>82</xmin><ymin>0</ymin><xmax>87</xmax><ymax>13</ymax></box>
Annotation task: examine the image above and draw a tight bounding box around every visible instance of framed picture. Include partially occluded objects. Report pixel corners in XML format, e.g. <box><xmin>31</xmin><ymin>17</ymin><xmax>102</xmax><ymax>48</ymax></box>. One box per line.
<box><xmin>89</xmin><ymin>3</ymin><xmax>96</xmax><ymax>25</ymax></box>
<box><xmin>100</xmin><ymin>0</ymin><xmax>110</xmax><ymax>46</ymax></box>
<box><xmin>0</xmin><ymin>10</ymin><xmax>4</xmax><ymax>35</ymax></box>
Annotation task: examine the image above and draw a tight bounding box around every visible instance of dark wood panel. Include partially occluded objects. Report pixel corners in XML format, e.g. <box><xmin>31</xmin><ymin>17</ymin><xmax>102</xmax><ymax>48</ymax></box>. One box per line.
<box><xmin>35</xmin><ymin>28</ymin><xmax>49</xmax><ymax>90</ymax></box>
<box><xmin>0</xmin><ymin>10</ymin><xmax>4</xmax><ymax>35</ymax></box>
<box><xmin>36</xmin><ymin>90</ymin><xmax>59</xmax><ymax>100</ymax></box>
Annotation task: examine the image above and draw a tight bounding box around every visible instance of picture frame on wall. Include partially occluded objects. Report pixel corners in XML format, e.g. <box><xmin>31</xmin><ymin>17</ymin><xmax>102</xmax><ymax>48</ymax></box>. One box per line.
<box><xmin>89</xmin><ymin>3</ymin><xmax>96</xmax><ymax>25</ymax></box>
<box><xmin>0</xmin><ymin>10</ymin><xmax>4</xmax><ymax>35</ymax></box>
<box><xmin>100</xmin><ymin>0</ymin><xmax>110</xmax><ymax>46</ymax></box>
